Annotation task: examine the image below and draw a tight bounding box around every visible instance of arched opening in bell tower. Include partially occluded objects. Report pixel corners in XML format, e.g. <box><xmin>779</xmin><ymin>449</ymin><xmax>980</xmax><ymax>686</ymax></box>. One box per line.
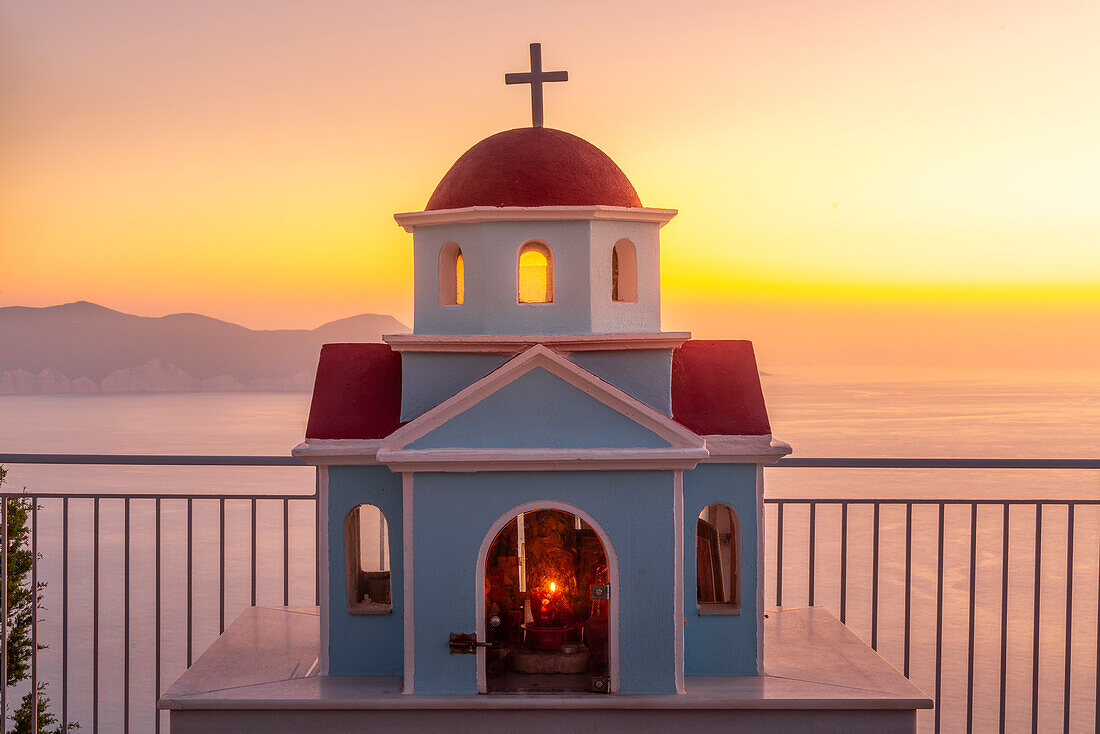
<box><xmin>611</xmin><ymin>238</ymin><xmax>637</xmax><ymax>302</ymax></box>
<box><xmin>517</xmin><ymin>242</ymin><xmax>554</xmax><ymax>303</ymax></box>
<box><xmin>478</xmin><ymin>504</ymin><xmax>617</xmax><ymax>693</ymax></box>
<box><xmin>438</xmin><ymin>242</ymin><xmax>464</xmax><ymax>305</ymax></box>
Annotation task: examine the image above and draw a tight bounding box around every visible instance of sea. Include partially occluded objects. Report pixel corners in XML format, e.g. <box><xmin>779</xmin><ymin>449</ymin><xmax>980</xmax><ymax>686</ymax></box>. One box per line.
<box><xmin>0</xmin><ymin>374</ymin><xmax>1097</xmax><ymax>732</ymax></box>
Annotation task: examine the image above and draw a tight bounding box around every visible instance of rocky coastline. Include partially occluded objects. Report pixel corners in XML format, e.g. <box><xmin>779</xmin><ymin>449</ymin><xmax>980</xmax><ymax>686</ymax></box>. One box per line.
<box><xmin>0</xmin><ymin>358</ymin><xmax>316</xmax><ymax>394</ymax></box>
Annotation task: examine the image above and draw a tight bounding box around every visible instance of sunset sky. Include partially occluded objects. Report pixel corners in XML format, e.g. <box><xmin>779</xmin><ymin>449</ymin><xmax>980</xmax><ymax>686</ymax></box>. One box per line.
<box><xmin>3</xmin><ymin>0</ymin><xmax>1097</xmax><ymax>377</ymax></box>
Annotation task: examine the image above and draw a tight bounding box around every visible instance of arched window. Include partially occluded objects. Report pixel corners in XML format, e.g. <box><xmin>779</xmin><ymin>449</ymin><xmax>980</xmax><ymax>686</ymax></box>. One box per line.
<box><xmin>697</xmin><ymin>503</ymin><xmax>741</xmax><ymax>613</ymax></box>
<box><xmin>438</xmin><ymin>242</ymin><xmax>464</xmax><ymax>305</ymax></box>
<box><xmin>344</xmin><ymin>504</ymin><xmax>391</xmax><ymax>614</ymax></box>
<box><xmin>517</xmin><ymin>242</ymin><xmax>553</xmax><ymax>304</ymax></box>
<box><xmin>611</xmin><ymin>239</ymin><xmax>637</xmax><ymax>303</ymax></box>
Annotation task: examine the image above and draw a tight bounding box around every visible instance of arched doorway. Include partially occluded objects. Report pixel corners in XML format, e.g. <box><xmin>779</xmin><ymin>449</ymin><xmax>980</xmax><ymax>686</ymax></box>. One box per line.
<box><xmin>476</xmin><ymin>502</ymin><xmax>618</xmax><ymax>693</ymax></box>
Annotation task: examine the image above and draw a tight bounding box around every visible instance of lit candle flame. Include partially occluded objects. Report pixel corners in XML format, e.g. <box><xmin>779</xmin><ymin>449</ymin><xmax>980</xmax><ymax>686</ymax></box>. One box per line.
<box><xmin>549</xmin><ymin>581</ymin><xmax>556</xmax><ymax>592</ymax></box>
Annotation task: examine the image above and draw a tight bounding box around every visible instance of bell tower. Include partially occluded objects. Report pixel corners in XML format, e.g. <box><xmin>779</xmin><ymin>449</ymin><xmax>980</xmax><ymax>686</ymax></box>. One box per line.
<box><xmin>394</xmin><ymin>127</ymin><xmax>677</xmax><ymax>338</ymax></box>
<box><xmin>387</xmin><ymin>45</ymin><xmax>686</xmax><ymax>421</ymax></box>
<box><xmin>394</xmin><ymin>43</ymin><xmax>676</xmax><ymax>339</ymax></box>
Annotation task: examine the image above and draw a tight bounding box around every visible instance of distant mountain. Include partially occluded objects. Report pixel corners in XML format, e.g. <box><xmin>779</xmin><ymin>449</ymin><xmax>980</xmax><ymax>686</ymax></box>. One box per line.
<box><xmin>0</xmin><ymin>301</ymin><xmax>408</xmax><ymax>394</ymax></box>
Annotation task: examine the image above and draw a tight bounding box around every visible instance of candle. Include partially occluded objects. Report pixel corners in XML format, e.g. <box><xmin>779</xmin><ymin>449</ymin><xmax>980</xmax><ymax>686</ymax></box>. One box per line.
<box><xmin>533</xmin><ymin>580</ymin><xmax>563</xmax><ymax>625</ymax></box>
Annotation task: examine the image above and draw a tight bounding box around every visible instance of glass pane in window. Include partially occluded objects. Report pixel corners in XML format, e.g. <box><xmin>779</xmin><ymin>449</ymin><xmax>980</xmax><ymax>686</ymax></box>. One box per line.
<box><xmin>345</xmin><ymin>504</ymin><xmax>392</xmax><ymax>613</ymax></box>
<box><xmin>697</xmin><ymin>504</ymin><xmax>739</xmax><ymax>608</ymax></box>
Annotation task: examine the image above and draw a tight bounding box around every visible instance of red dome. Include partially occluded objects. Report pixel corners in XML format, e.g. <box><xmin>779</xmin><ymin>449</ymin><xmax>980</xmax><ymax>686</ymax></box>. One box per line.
<box><xmin>426</xmin><ymin>127</ymin><xmax>642</xmax><ymax>210</ymax></box>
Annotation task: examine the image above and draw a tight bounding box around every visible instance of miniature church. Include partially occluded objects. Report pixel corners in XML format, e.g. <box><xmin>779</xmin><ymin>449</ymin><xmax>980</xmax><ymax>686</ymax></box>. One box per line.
<box><xmin>161</xmin><ymin>44</ymin><xmax>930</xmax><ymax>733</ymax></box>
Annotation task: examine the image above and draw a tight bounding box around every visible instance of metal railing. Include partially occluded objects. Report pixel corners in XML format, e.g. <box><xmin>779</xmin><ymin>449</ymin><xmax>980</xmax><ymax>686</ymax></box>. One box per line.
<box><xmin>0</xmin><ymin>454</ymin><xmax>1096</xmax><ymax>734</ymax></box>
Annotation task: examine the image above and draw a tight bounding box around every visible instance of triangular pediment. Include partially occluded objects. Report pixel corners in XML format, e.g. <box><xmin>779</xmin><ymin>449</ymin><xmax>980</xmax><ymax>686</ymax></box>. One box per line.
<box><xmin>377</xmin><ymin>345</ymin><xmax>707</xmax><ymax>471</ymax></box>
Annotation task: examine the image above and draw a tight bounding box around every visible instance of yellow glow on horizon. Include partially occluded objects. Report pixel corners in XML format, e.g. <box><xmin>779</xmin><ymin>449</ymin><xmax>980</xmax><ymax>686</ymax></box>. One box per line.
<box><xmin>2</xmin><ymin>0</ymin><xmax>1097</xmax><ymax>374</ymax></box>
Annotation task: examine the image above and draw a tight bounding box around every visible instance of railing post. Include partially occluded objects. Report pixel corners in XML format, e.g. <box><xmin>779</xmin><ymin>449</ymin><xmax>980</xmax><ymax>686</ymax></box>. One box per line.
<box><xmin>92</xmin><ymin>498</ymin><xmax>99</xmax><ymax>734</ymax></box>
<box><xmin>935</xmin><ymin>502</ymin><xmax>945</xmax><ymax>734</ymax></box>
<box><xmin>219</xmin><ymin>498</ymin><xmax>226</xmax><ymax>633</ymax></box>
<box><xmin>775</xmin><ymin>502</ymin><xmax>784</xmax><ymax>607</ymax></box>
<box><xmin>124</xmin><ymin>497</ymin><xmax>130</xmax><ymax>734</ymax></box>
<box><xmin>903</xmin><ymin>503</ymin><xmax>912</xmax><ymax>678</ymax></box>
<box><xmin>284</xmin><ymin>499</ymin><xmax>291</xmax><ymax>607</ymax></box>
<box><xmin>999</xmin><ymin>503</ymin><xmax>1010</xmax><ymax>734</ymax></box>
<box><xmin>871</xmin><ymin>502</ymin><xmax>880</xmax><ymax>651</ymax></box>
<box><xmin>1061</xmin><ymin>503</ymin><xmax>1073</xmax><ymax>734</ymax></box>
<box><xmin>251</xmin><ymin>500</ymin><xmax>258</xmax><ymax>607</ymax></box>
<box><xmin>31</xmin><ymin>498</ymin><xmax>38</xmax><ymax>734</ymax></box>
<box><xmin>187</xmin><ymin>497</ymin><xmax>193</xmax><ymax>667</ymax></box>
<box><xmin>1094</xmin><ymin>534</ymin><xmax>1099</xmax><ymax>734</ymax></box>
<box><xmin>62</xmin><ymin>498</ymin><xmax>68</xmax><ymax>732</ymax></box>
<box><xmin>2</xmin><ymin>497</ymin><xmax>8</xmax><ymax>734</ymax></box>
<box><xmin>1032</xmin><ymin>504</ymin><xmax>1043</xmax><ymax>734</ymax></box>
<box><xmin>154</xmin><ymin>498</ymin><xmax>162</xmax><ymax>734</ymax></box>
<box><xmin>966</xmin><ymin>503</ymin><xmax>978</xmax><ymax>734</ymax></box>
<box><xmin>807</xmin><ymin>503</ymin><xmax>816</xmax><ymax>606</ymax></box>
<box><xmin>840</xmin><ymin>502</ymin><xmax>848</xmax><ymax>624</ymax></box>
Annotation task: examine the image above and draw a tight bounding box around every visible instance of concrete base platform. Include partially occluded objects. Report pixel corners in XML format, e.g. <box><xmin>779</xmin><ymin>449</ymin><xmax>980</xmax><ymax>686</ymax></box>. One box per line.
<box><xmin>160</xmin><ymin>606</ymin><xmax>932</xmax><ymax>734</ymax></box>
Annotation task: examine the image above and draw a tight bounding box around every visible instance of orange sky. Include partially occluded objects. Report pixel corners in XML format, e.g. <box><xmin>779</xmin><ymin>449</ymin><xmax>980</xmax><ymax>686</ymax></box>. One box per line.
<box><xmin>2</xmin><ymin>0</ymin><xmax>1097</xmax><ymax>377</ymax></box>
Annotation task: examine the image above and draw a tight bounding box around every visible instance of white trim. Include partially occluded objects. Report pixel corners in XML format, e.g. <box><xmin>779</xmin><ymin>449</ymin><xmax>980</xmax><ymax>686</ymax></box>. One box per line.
<box><xmin>382</xmin><ymin>332</ymin><xmax>690</xmax><ymax>354</ymax></box>
<box><xmin>293</xmin><ymin>439</ymin><xmax>383</xmax><ymax>465</ymax></box>
<box><xmin>394</xmin><ymin>205</ymin><xmax>678</xmax><ymax>231</ymax></box>
<box><xmin>402</xmin><ymin>472</ymin><xmax>414</xmax><ymax>693</ymax></box>
<box><xmin>376</xmin><ymin>448</ymin><xmax>709</xmax><ymax>472</ymax></box>
<box><xmin>295</xmin><ymin>436</ymin><xmax>785</xmax><ymax>469</ymax></box>
<box><xmin>673</xmin><ymin>470</ymin><xmax>685</xmax><ymax>694</ymax></box>
<box><xmin>475</xmin><ymin>500</ymin><xmax>621</xmax><ymax>695</ymax></box>
<box><xmin>317</xmin><ymin>467</ymin><xmax>330</xmax><ymax>676</ymax></box>
<box><xmin>379</xmin><ymin>345</ymin><xmax>707</xmax><ymax>472</ymax></box>
<box><xmin>701</xmin><ymin>435</ymin><xmax>792</xmax><ymax>464</ymax></box>
<box><xmin>755</xmin><ymin>466</ymin><xmax>765</xmax><ymax>675</ymax></box>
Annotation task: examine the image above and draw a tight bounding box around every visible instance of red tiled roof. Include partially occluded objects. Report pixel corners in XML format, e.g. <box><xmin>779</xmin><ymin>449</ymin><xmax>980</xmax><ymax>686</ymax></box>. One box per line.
<box><xmin>304</xmin><ymin>343</ymin><xmax>403</xmax><ymax>440</ymax></box>
<box><xmin>304</xmin><ymin>339</ymin><xmax>771</xmax><ymax>441</ymax></box>
<box><xmin>671</xmin><ymin>340</ymin><xmax>771</xmax><ymax>436</ymax></box>
<box><xmin>426</xmin><ymin>128</ymin><xmax>642</xmax><ymax>210</ymax></box>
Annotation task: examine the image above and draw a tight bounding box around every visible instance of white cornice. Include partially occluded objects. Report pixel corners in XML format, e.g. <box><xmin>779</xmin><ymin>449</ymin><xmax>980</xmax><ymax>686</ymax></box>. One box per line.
<box><xmin>292</xmin><ymin>435</ymin><xmax>790</xmax><ymax>467</ymax></box>
<box><xmin>292</xmin><ymin>439</ymin><xmax>383</xmax><ymax>465</ymax></box>
<box><xmin>374</xmin><ymin>447</ymin><xmax>709</xmax><ymax>472</ymax></box>
<box><xmin>393</xmin><ymin>205</ymin><xmax>678</xmax><ymax>232</ymax></box>
<box><xmin>382</xmin><ymin>332</ymin><xmax>690</xmax><ymax>353</ymax></box>
<box><xmin>702</xmin><ymin>435</ymin><xmax>793</xmax><ymax>465</ymax></box>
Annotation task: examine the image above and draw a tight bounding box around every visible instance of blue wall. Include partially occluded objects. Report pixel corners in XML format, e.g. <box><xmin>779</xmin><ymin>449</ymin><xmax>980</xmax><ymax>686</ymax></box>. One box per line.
<box><xmin>324</xmin><ymin>462</ymin><xmax>764</xmax><ymax>684</ymax></box>
<box><xmin>568</xmin><ymin>350</ymin><xmax>673</xmax><ymax>415</ymax></box>
<box><xmin>401</xmin><ymin>352</ymin><xmax>510</xmax><ymax>421</ymax></box>
<box><xmin>326</xmin><ymin>466</ymin><xmax>405</xmax><ymax>675</ymax></box>
<box><xmin>399</xmin><ymin>349</ymin><xmax>674</xmax><ymax>424</ymax></box>
<box><xmin>410</xmin><ymin>471</ymin><xmax>679</xmax><ymax>694</ymax></box>
<box><xmin>682</xmin><ymin>463</ymin><xmax>761</xmax><ymax>676</ymax></box>
<box><xmin>408</xmin><ymin>368</ymin><xmax>671</xmax><ymax>450</ymax></box>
